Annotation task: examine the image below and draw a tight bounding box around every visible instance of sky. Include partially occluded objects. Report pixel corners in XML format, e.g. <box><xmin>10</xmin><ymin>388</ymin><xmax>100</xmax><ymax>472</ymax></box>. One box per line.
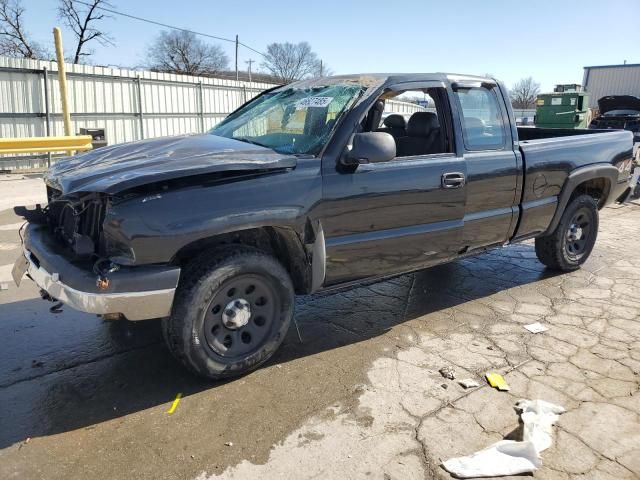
<box><xmin>19</xmin><ymin>0</ymin><xmax>640</xmax><ymax>91</ymax></box>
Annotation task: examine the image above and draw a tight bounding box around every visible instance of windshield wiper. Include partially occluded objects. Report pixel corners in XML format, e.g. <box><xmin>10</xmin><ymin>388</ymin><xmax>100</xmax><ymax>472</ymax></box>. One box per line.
<box><xmin>234</xmin><ymin>137</ymin><xmax>301</xmax><ymax>156</ymax></box>
<box><xmin>235</xmin><ymin>137</ymin><xmax>270</xmax><ymax>149</ymax></box>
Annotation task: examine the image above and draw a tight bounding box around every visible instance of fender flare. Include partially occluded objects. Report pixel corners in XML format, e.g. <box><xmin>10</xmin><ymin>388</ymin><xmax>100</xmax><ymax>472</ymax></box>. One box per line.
<box><xmin>545</xmin><ymin>164</ymin><xmax>618</xmax><ymax>234</ymax></box>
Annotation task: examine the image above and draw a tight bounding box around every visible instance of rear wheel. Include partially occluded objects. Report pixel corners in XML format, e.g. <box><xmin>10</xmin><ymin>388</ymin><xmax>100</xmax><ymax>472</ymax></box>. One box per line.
<box><xmin>535</xmin><ymin>194</ymin><xmax>599</xmax><ymax>271</ymax></box>
<box><xmin>163</xmin><ymin>246</ymin><xmax>294</xmax><ymax>380</ymax></box>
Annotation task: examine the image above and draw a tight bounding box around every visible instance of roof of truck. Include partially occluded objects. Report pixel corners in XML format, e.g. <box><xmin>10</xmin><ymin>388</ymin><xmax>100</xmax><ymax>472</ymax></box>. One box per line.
<box><xmin>285</xmin><ymin>73</ymin><xmax>495</xmax><ymax>90</ymax></box>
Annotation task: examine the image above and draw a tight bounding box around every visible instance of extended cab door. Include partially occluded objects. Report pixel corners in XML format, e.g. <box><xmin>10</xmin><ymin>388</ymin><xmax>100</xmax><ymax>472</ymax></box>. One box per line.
<box><xmin>320</xmin><ymin>82</ymin><xmax>467</xmax><ymax>286</ymax></box>
<box><xmin>450</xmin><ymin>80</ymin><xmax>519</xmax><ymax>251</ymax></box>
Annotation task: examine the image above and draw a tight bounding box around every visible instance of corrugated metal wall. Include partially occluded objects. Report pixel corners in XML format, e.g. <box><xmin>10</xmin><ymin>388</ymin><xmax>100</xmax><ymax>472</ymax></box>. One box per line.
<box><xmin>0</xmin><ymin>56</ymin><xmax>278</xmax><ymax>169</ymax></box>
<box><xmin>582</xmin><ymin>64</ymin><xmax>640</xmax><ymax>109</ymax></box>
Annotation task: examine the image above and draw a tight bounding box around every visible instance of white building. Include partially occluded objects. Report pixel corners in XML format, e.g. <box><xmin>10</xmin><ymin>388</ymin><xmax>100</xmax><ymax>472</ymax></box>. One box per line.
<box><xmin>582</xmin><ymin>63</ymin><xmax>640</xmax><ymax>109</ymax></box>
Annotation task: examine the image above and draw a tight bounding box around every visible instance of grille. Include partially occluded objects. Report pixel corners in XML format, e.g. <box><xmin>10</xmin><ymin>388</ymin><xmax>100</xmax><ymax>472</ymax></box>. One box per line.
<box><xmin>46</xmin><ymin>189</ymin><xmax>106</xmax><ymax>256</ymax></box>
<box><xmin>595</xmin><ymin>119</ymin><xmax>626</xmax><ymax>129</ymax></box>
<box><xmin>78</xmin><ymin>201</ymin><xmax>106</xmax><ymax>243</ymax></box>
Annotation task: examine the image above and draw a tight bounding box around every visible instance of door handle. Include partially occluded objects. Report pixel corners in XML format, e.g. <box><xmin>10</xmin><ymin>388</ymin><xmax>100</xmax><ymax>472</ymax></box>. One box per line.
<box><xmin>442</xmin><ymin>172</ymin><xmax>465</xmax><ymax>188</ymax></box>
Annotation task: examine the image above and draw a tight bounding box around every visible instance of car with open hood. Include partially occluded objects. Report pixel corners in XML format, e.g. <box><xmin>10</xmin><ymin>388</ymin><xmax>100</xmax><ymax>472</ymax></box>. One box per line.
<box><xmin>590</xmin><ymin>95</ymin><xmax>640</xmax><ymax>148</ymax></box>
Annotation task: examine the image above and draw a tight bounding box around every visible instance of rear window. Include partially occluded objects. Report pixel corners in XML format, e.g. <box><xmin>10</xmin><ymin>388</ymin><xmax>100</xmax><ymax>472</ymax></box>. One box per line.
<box><xmin>453</xmin><ymin>86</ymin><xmax>506</xmax><ymax>150</ymax></box>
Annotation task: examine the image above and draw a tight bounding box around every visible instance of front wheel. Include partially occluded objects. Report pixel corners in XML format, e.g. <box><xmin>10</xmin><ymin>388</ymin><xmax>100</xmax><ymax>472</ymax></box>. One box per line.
<box><xmin>535</xmin><ymin>194</ymin><xmax>599</xmax><ymax>271</ymax></box>
<box><xmin>163</xmin><ymin>246</ymin><xmax>294</xmax><ymax>380</ymax></box>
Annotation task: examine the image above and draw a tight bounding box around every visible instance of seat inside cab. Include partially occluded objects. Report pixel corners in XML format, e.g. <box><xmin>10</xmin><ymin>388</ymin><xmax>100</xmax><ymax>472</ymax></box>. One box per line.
<box><xmin>364</xmin><ymin>88</ymin><xmax>450</xmax><ymax>158</ymax></box>
<box><xmin>377</xmin><ymin>114</ymin><xmax>407</xmax><ymax>139</ymax></box>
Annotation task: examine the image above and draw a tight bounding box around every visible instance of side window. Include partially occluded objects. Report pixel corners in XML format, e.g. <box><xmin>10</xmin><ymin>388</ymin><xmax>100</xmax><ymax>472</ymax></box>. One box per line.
<box><xmin>453</xmin><ymin>86</ymin><xmax>506</xmax><ymax>150</ymax></box>
<box><xmin>363</xmin><ymin>87</ymin><xmax>452</xmax><ymax>158</ymax></box>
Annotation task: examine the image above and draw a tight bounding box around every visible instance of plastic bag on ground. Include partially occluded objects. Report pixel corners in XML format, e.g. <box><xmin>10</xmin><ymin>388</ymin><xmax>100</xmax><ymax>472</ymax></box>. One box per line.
<box><xmin>442</xmin><ymin>399</ymin><xmax>565</xmax><ymax>478</ymax></box>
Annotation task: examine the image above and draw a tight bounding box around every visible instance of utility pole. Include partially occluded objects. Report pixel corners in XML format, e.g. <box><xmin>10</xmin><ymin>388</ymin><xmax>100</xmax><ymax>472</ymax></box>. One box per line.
<box><xmin>319</xmin><ymin>60</ymin><xmax>323</xmax><ymax>77</ymax></box>
<box><xmin>245</xmin><ymin>59</ymin><xmax>254</xmax><ymax>83</ymax></box>
<box><xmin>235</xmin><ymin>34</ymin><xmax>239</xmax><ymax>81</ymax></box>
<box><xmin>53</xmin><ymin>27</ymin><xmax>71</xmax><ymax>138</ymax></box>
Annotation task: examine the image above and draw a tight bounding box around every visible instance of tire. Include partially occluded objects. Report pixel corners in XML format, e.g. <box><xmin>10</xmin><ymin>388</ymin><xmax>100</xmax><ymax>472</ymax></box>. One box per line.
<box><xmin>162</xmin><ymin>246</ymin><xmax>294</xmax><ymax>380</ymax></box>
<box><xmin>535</xmin><ymin>194</ymin><xmax>599</xmax><ymax>271</ymax></box>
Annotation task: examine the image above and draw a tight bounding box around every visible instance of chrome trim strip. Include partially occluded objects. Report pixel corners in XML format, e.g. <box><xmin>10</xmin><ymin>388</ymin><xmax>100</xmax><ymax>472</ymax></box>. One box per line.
<box><xmin>325</xmin><ymin>219</ymin><xmax>463</xmax><ymax>248</ymax></box>
<box><xmin>24</xmin><ymin>250</ymin><xmax>176</xmax><ymax>321</ymax></box>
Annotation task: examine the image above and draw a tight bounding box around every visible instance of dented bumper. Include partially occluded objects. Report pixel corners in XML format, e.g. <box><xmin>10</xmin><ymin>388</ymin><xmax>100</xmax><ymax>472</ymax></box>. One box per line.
<box><xmin>15</xmin><ymin>224</ymin><xmax>180</xmax><ymax>320</ymax></box>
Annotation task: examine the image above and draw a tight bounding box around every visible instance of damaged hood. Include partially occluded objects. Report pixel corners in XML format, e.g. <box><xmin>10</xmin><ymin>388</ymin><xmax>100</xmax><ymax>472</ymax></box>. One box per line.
<box><xmin>45</xmin><ymin>134</ymin><xmax>297</xmax><ymax>194</ymax></box>
<box><xmin>597</xmin><ymin>95</ymin><xmax>640</xmax><ymax>115</ymax></box>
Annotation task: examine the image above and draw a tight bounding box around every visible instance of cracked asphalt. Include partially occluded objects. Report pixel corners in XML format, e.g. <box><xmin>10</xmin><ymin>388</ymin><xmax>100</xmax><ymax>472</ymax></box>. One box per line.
<box><xmin>0</xmin><ymin>174</ymin><xmax>638</xmax><ymax>480</ymax></box>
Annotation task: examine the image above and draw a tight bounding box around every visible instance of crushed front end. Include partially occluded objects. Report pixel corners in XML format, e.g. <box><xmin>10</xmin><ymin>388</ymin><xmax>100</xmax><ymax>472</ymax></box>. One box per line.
<box><xmin>13</xmin><ymin>186</ymin><xmax>180</xmax><ymax>321</ymax></box>
<box><xmin>45</xmin><ymin>186</ymin><xmax>109</xmax><ymax>258</ymax></box>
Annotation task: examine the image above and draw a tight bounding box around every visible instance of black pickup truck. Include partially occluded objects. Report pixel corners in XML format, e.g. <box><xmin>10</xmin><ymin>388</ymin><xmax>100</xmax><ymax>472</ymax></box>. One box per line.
<box><xmin>13</xmin><ymin>74</ymin><xmax>634</xmax><ymax>379</ymax></box>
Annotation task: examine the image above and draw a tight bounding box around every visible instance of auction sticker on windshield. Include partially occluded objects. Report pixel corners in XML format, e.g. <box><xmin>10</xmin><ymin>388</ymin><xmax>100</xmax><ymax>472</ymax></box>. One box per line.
<box><xmin>296</xmin><ymin>97</ymin><xmax>334</xmax><ymax>108</ymax></box>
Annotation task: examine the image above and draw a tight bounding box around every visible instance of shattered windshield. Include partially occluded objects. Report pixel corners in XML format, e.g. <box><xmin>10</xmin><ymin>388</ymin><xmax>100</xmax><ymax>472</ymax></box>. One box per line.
<box><xmin>210</xmin><ymin>84</ymin><xmax>364</xmax><ymax>156</ymax></box>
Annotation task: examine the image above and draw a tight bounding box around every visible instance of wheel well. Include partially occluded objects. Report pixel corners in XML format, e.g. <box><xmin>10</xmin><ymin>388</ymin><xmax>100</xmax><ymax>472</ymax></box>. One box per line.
<box><xmin>570</xmin><ymin>177</ymin><xmax>610</xmax><ymax>209</ymax></box>
<box><xmin>171</xmin><ymin>227</ymin><xmax>312</xmax><ymax>294</ymax></box>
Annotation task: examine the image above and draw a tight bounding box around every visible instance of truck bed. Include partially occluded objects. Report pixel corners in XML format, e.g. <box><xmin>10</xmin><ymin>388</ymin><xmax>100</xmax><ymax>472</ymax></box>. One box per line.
<box><xmin>513</xmin><ymin>127</ymin><xmax>633</xmax><ymax>241</ymax></box>
<box><xmin>517</xmin><ymin>126</ymin><xmax>616</xmax><ymax>141</ymax></box>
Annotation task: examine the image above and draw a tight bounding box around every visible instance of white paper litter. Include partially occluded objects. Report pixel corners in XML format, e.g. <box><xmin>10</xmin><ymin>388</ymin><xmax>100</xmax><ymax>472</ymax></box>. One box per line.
<box><xmin>459</xmin><ymin>378</ymin><xmax>480</xmax><ymax>389</ymax></box>
<box><xmin>442</xmin><ymin>399</ymin><xmax>565</xmax><ymax>478</ymax></box>
<box><xmin>524</xmin><ymin>322</ymin><xmax>549</xmax><ymax>334</ymax></box>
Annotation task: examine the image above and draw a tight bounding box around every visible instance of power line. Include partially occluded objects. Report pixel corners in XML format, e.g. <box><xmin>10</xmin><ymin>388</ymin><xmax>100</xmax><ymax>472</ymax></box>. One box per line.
<box><xmin>73</xmin><ymin>0</ymin><xmax>266</xmax><ymax>58</ymax></box>
<box><xmin>238</xmin><ymin>42</ymin><xmax>265</xmax><ymax>58</ymax></box>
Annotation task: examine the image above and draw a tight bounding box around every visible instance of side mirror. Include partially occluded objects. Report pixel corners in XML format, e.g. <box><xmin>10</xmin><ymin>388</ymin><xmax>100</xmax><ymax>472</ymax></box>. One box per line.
<box><xmin>345</xmin><ymin>132</ymin><xmax>396</xmax><ymax>165</ymax></box>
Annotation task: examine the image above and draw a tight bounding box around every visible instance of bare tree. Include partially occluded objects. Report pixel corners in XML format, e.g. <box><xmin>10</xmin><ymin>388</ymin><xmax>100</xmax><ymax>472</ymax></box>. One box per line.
<box><xmin>261</xmin><ymin>42</ymin><xmax>324</xmax><ymax>83</ymax></box>
<box><xmin>57</xmin><ymin>0</ymin><xmax>114</xmax><ymax>64</ymax></box>
<box><xmin>0</xmin><ymin>0</ymin><xmax>47</xmax><ymax>58</ymax></box>
<box><xmin>510</xmin><ymin>77</ymin><xmax>541</xmax><ymax>109</ymax></box>
<box><xmin>147</xmin><ymin>30</ymin><xmax>229</xmax><ymax>75</ymax></box>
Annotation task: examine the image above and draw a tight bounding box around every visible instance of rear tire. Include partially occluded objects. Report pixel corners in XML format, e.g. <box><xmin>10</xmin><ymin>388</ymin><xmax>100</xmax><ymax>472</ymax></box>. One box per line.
<box><xmin>535</xmin><ymin>194</ymin><xmax>599</xmax><ymax>271</ymax></box>
<box><xmin>163</xmin><ymin>246</ymin><xmax>294</xmax><ymax>380</ymax></box>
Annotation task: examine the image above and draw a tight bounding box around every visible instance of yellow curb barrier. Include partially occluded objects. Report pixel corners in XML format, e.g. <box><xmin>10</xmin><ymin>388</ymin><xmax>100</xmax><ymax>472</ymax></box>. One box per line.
<box><xmin>0</xmin><ymin>136</ymin><xmax>93</xmax><ymax>154</ymax></box>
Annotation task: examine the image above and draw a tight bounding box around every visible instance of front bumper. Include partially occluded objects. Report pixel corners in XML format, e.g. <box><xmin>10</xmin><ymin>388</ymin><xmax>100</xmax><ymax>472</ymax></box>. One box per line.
<box><xmin>16</xmin><ymin>224</ymin><xmax>181</xmax><ymax>320</ymax></box>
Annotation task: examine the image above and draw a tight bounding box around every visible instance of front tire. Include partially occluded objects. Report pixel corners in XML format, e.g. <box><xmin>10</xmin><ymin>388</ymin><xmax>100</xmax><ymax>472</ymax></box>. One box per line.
<box><xmin>535</xmin><ymin>194</ymin><xmax>599</xmax><ymax>271</ymax></box>
<box><xmin>163</xmin><ymin>246</ymin><xmax>294</xmax><ymax>380</ymax></box>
